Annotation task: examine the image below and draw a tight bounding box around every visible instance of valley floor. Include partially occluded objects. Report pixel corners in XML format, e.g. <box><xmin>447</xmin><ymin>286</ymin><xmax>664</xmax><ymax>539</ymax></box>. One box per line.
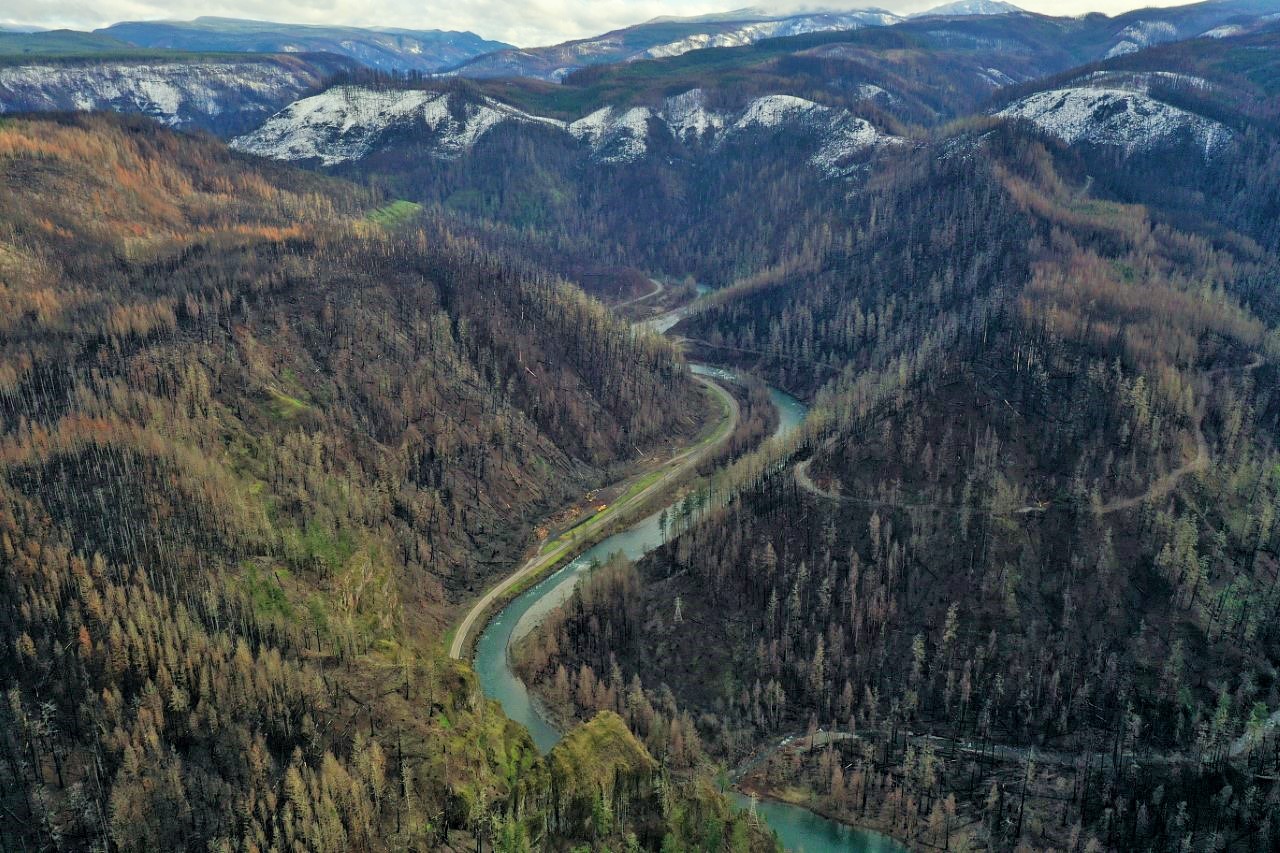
<box><xmin>449</xmin><ymin>369</ymin><xmax>739</xmax><ymax>659</ymax></box>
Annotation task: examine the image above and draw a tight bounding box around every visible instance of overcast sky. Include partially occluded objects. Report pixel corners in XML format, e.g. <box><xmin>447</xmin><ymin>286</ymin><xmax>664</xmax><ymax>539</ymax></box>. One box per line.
<box><xmin>7</xmin><ymin>0</ymin><xmax>1196</xmax><ymax>47</ymax></box>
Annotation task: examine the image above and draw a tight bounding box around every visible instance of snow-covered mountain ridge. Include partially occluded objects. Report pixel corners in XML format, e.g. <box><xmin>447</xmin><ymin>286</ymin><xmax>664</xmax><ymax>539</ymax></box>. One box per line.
<box><xmin>996</xmin><ymin>71</ymin><xmax>1231</xmax><ymax>156</ymax></box>
<box><xmin>0</xmin><ymin>57</ymin><xmax>343</xmax><ymax>135</ymax></box>
<box><xmin>910</xmin><ymin>1</ymin><xmax>1024</xmax><ymax>18</ymax></box>
<box><xmin>448</xmin><ymin>10</ymin><xmax>900</xmax><ymax>81</ymax></box>
<box><xmin>231</xmin><ymin>85</ymin><xmax>902</xmax><ymax>175</ymax></box>
<box><xmin>230</xmin><ymin>88</ymin><xmax>562</xmax><ymax>165</ymax></box>
<box><xmin>96</xmin><ymin>18</ymin><xmax>510</xmax><ymax>73</ymax></box>
<box><xmin>637</xmin><ymin>12</ymin><xmax>901</xmax><ymax>61</ymax></box>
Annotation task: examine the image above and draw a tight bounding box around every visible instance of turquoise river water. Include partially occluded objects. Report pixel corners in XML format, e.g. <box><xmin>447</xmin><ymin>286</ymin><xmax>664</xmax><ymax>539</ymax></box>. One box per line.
<box><xmin>471</xmin><ymin>365</ymin><xmax>906</xmax><ymax>852</ymax></box>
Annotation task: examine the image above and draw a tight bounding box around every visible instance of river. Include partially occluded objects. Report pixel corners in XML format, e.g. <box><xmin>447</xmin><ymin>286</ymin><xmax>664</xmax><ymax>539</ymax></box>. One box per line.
<box><xmin>471</xmin><ymin>365</ymin><xmax>906</xmax><ymax>852</ymax></box>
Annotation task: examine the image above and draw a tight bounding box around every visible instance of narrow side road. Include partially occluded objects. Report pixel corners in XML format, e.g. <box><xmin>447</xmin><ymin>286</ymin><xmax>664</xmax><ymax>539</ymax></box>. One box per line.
<box><xmin>1101</xmin><ymin>354</ymin><xmax>1263</xmax><ymax>514</ymax></box>
<box><xmin>1099</xmin><ymin>412</ymin><xmax>1208</xmax><ymax>514</ymax></box>
<box><xmin>795</xmin><ymin>457</ymin><xmax>1047</xmax><ymax>516</ymax></box>
<box><xmin>739</xmin><ymin>714</ymin><xmax>1280</xmax><ymax>782</ymax></box>
<box><xmin>611</xmin><ymin>277</ymin><xmax>664</xmax><ymax>310</ymax></box>
<box><xmin>448</xmin><ymin>373</ymin><xmax>739</xmax><ymax>659</ymax></box>
<box><xmin>795</xmin><ymin>355</ymin><xmax>1266</xmax><ymax>517</ymax></box>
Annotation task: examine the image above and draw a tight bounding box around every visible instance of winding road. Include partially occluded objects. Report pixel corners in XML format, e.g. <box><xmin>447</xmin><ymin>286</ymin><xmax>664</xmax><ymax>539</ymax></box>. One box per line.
<box><xmin>1098</xmin><ymin>412</ymin><xmax>1209</xmax><ymax>514</ymax></box>
<box><xmin>611</xmin><ymin>277</ymin><xmax>665</xmax><ymax>310</ymax></box>
<box><xmin>1100</xmin><ymin>353</ymin><xmax>1264</xmax><ymax>514</ymax></box>
<box><xmin>773</xmin><ymin>354</ymin><xmax>1278</xmax><ymax>777</ymax></box>
<box><xmin>742</xmin><ymin>712</ymin><xmax>1280</xmax><ymax>784</ymax></box>
<box><xmin>795</xmin><ymin>354</ymin><xmax>1266</xmax><ymax>517</ymax></box>
<box><xmin>794</xmin><ymin>457</ymin><xmax>1047</xmax><ymax>516</ymax></box>
<box><xmin>447</xmin><ymin>372</ymin><xmax>739</xmax><ymax>660</ymax></box>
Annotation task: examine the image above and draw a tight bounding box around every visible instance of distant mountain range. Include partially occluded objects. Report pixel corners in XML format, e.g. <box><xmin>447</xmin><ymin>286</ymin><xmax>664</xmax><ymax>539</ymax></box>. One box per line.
<box><xmin>444</xmin><ymin>9</ymin><xmax>902</xmax><ymax>81</ymax></box>
<box><xmin>96</xmin><ymin>17</ymin><xmax>511</xmax><ymax>73</ymax></box>
<box><xmin>224</xmin><ymin>2</ymin><xmax>1270</xmax><ymax>180</ymax></box>
<box><xmin>0</xmin><ymin>0</ymin><xmax>1273</xmax><ymax>135</ymax></box>
<box><xmin>910</xmin><ymin>0</ymin><xmax>1024</xmax><ymax>16</ymax></box>
<box><xmin>5</xmin><ymin>0</ymin><xmax>1268</xmax><ymax>86</ymax></box>
<box><xmin>0</xmin><ymin>52</ymin><xmax>354</xmax><ymax>135</ymax></box>
<box><xmin>442</xmin><ymin>0</ymin><xmax>1275</xmax><ymax>80</ymax></box>
<box><xmin>0</xmin><ymin>30</ymin><xmax>147</xmax><ymax>58</ymax></box>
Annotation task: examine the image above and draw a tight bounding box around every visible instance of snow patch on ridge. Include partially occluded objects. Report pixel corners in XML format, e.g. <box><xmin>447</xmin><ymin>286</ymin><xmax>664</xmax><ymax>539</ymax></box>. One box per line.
<box><xmin>854</xmin><ymin>83</ymin><xmax>890</xmax><ymax>101</ymax></box>
<box><xmin>570</xmin><ymin>91</ymin><xmax>898</xmax><ymax>167</ymax></box>
<box><xmin>1078</xmin><ymin>70</ymin><xmax>1215</xmax><ymax>93</ymax></box>
<box><xmin>661</xmin><ymin>88</ymin><xmax>726</xmax><ymax>142</ymax></box>
<box><xmin>233</xmin><ymin>85</ymin><xmax>902</xmax><ymax>176</ymax></box>
<box><xmin>0</xmin><ymin>61</ymin><xmax>320</xmax><ymax>129</ymax></box>
<box><xmin>733</xmin><ymin>94</ymin><xmax>825</xmax><ymax>130</ymax></box>
<box><xmin>982</xmin><ymin>67</ymin><xmax>1017</xmax><ymax>87</ymax></box>
<box><xmin>568</xmin><ymin>106</ymin><xmax>653</xmax><ymax>163</ymax></box>
<box><xmin>1105</xmin><ymin>20</ymin><xmax>1178</xmax><ymax>58</ymax></box>
<box><xmin>232</xmin><ymin>86</ymin><xmax>562</xmax><ymax>165</ymax></box>
<box><xmin>638</xmin><ymin>12</ymin><xmax>899</xmax><ymax>61</ymax></box>
<box><xmin>1201</xmin><ymin>24</ymin><xmax>1244</xmax><ymax>39</ymax></box>
<box><xmin>912</xmin><ymin>0</ymin><xmax>1023</xmax><ymax>16</ymax></box>
<box><xmin>812</xmin><ymin>116</ymin><xmax>901</xmax><ymax>176</ymax></box>
<box><xmin>998</xmin><ymin>87</ymin><xmax>1231</xmax><ymax>156</ymax></box>
<box><xmin>1104</xmin><ymin>40</ymin><xmax>1141</xmax><ymax>59</ymax></box>
<box><xmin>725</xmin><ymin>94</ymin><xmax>902</xmax><ymax>175</ymax></box>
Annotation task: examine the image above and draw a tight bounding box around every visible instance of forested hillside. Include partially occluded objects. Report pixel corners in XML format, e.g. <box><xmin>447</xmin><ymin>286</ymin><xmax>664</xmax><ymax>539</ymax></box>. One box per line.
<box><xmin>514</xmin><ymin>103</ymin><xmax>1280</xmax><ymax>850</ymax></box>
<box><xmin>994</xmin><ymin>25</ymin><xmax>1280</xmax><ymax>267</ymax></box>
<box><xmin>0</xmin><ymin>113</ymin><xmax>760</xmax><ymax>851</ymax></box>
<box><xmin>5</xmin><ymin>4</ymin><xmax>1280</xmax><ymax>852</ymax></box>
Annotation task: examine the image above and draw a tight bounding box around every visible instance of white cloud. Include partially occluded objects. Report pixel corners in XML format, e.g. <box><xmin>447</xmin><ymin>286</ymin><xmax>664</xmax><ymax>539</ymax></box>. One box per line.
<box><xmin>13</xmin><ymin>0</ymin><xmax>1201</xmax><ymax>47</ymax></box>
